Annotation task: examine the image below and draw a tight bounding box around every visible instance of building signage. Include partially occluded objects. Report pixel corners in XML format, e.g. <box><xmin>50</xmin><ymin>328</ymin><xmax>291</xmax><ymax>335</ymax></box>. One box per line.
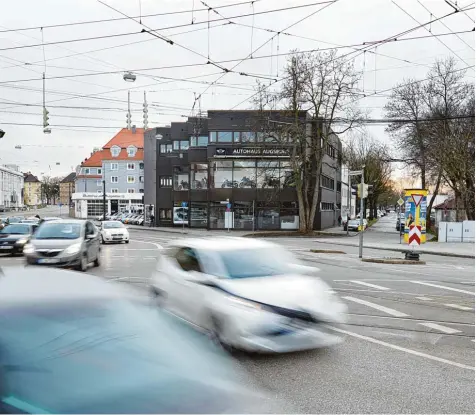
<box><xmin>74</xmin><ymin>192</ymin><xmax>141</xmax><ymax>200</ymax></box>
<box><xmin>214</xmin><ymin>147</ymin><xmax>290</xmax><ymax>157</ymax></box>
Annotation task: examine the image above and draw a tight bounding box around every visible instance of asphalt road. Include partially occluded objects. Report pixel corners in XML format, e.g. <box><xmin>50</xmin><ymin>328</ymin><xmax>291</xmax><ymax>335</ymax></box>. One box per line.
<box><xmin>0</xmin><ymin>210</ymin><xmax>474</xmax><ymax>413</ymax></box>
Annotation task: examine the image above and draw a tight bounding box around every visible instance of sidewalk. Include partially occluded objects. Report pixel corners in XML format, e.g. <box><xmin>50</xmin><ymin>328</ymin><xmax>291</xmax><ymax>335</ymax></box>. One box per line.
<box><xmin>128</xmin><ymin>225</ymin><xmax>251</xmax><ymax>237</ymax></box>
<box><xmin>312</xmin><ymin>237</ymin><xmax>475</xmax><ymax>259</ymax></box>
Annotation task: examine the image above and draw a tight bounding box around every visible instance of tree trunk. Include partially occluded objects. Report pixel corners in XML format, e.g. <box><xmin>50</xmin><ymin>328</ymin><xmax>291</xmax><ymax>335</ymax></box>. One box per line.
<box><xmin>426</xmin><ymin>169</ymin><xmax>443</xmax><ymax>230</ymax></box>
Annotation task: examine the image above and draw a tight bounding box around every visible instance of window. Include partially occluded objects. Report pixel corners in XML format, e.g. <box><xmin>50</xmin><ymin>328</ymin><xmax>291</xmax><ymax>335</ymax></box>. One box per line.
<box><xmin>327</xmin><ymin>143</ymin><xmax>337</xmax><ymax>159</ymax></box>
<box><xmin>97</xmin><ymin>168</ymin><xmax>102</xmax><ymax>175</ymax></box>
<box><xmin>180</xmin><ymin>140</ymin><xmax>189</xmax><ymax>150</ymax></box>
<box><xmin>280</xmin><ymin>161</ymin><xmax>295</xmax><ymax>188</ymax></box>
<box><xmin>257</xmin><ymin>160</ymin><xmax>280</xmax><ymax>188</ymax></box>
<box><xmin>190</xmin><ymin>136</ymin><xmax>209</xmax><ymax>147</ymax></box>
<box><xmin>233</xmin><ymin>160</ymin><xmax>256</xmax><ymax>189</ymax></box>
<box><xmin>159</xmin><ymin>208</ymin><xmax>172</xmax><ymax>221</ymax></box>
<box><xmin>127</xmin><ymin>176</ymin><xmax>135</xmax><ymax>183</ymax></box>
<box><xmin>233</xmin><ymin>132</ymin><xmax>240</xmax><ymax>143</ymax></box>
<box><xmin>190</xmin><ymin>202</ymin><xmax>208</xmax><ymax>228</ymax></box>
<box><xmin>111</xmin><ymin>176</ymin><xmax>118</xmax><ymax>183</ymax></box>
<box><xmin>173</xmin><ymin>141</ymin><xmax>180</xmax><ymax>150</ymax></box>
<box><xmin>159</xmin><ymin>176</ymin><xmax>172</xmax><ymax>188</ymax></box>
<box><xmin>139</xmin><ymin>176</ymin><xmax>144</xmax><ymax>183</ymax></box>
<box><xmin>127</xmin><ymin>189</ymin><xmax>135</xmax><ymax>194</ymax></box>
<box><xmin>97</xmin><ymin>190</ymin><xmax>102</xmax><ymax>194</ymax></box>
<box><xmin>190</xmin><ymin>163</ymin><xmax>208</xmax><ymax>190</ymax></box>
<box><xmin>173</xmin><ymin>167</ymin><xmax>189</xmax><ymax>190</ymax></box>
<box><xmin>84</xmin><ymin>168</ymin><xmax>90</xmax><ymax>175</ymax></box>
<box><xmin>97</xmin><ymin>180</ymin><xmax>102</xmax><ymax>186</ymax></box>
<box><xmin>111</xmin><ymin>188</ymin><xmax>119</xmax><ymax>193</ymax></box>
<box><xmin>127</xmin><ymin>163</ymin><xmax>135</xmax><ymax>170</ymax></box>
<box><xmin>321</xmin><ymin>175</ymin><xmax>335</xmax><ymax>190</ymax></box>
<box><xmin>210</xmin><ymin>160</ymin><xmax>233</xmax><ymax>188</ymax></box>
<box><xmin>110</xmin><ymin>163</ymin><xmax>118</xmax><ymax>170</ymax></box>
<box><xmin>337</xmin><ymin>181</ymin><xmax>342</xmax><ymax>193</ymax></box>
<box><xmin>217</xmin><ymin>132</ymin><xmax>232</xmax><ymax>143</ymax></box>
<box><xmin>321</xmin><ymin>202</ymin><xmax>334</xmax><ymax>211</ymax></box>
<box><xmin>139</xmin><ymin>188</ymin><xmax>144</xmax><ymax>193</ymax></box>
<box><xmin>210</xmin><ymin>131</ymin><xmax>217</xmax><ymax>142</ymax></box>
<box><xmin>241</xmin><ymin>132</ymin><xmax>255</xmax><ymax>143</ymax></box>
<box><xmin>160</xmin><ymin>144</ymin><xmax>173</xmax><ymax>154</ymax></box>
<box><xmin>127</xmin><ymin>145</ymin><xmax>137</xmax><ymax>157</ymax></box>
<box><xmin>111</xmin><ymin>145</ymin><xmax>121</xmax><ymax>157</ymax></box>
<box><xmin>139</xmin><ymin>162</ymin><xmax>144</xmax><ymax>170</ymax></box>
<box><xmin>175</xmin><ymin>247</ymin><xmax>202</xmax><ymax>272</ymax></box>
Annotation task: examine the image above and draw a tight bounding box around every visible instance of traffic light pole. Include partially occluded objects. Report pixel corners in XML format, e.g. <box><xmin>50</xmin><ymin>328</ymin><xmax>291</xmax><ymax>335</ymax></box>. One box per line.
<box><xmin>359</xmin><ymin>172</ymin><xmax>365</xmax><ymax>259</ymax></box>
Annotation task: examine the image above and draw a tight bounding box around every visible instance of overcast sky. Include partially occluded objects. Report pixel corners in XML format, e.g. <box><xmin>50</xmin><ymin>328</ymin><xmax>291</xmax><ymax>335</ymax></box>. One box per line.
<box><xmin>0</xmin><ymin>0</ymin><xmax>473</xmax><ymax>182</ymax></box>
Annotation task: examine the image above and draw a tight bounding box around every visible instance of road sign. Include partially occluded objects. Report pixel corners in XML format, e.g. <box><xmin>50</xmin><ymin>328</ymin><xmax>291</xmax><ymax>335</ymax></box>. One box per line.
<box><xmin>411</xmin><ymin>194</ymin><xmax>423</xmax><ymax>207</ymax></box>
<box><xmin>226</xmin><ymin>203</ymin><xmax>232</xmax><ymax>209</ymax></box>
<box><xmin>397</xmin><ymin>198</ymin><xmax>404</xmax><ymax>206</ymax></box>
<box><xmin>181</xmin><ymin>201</ymin><xmax>188</xmax><ymax>208</ymax></box>
<box><xmin>408</xmin><ymin>225</ymin><xmax>421</xmax><ymax>246</ymax></box>
<box><xmin>349</xmin><ymin>170</ymin><xmax>363</xmax><ymax>176</ymax></box>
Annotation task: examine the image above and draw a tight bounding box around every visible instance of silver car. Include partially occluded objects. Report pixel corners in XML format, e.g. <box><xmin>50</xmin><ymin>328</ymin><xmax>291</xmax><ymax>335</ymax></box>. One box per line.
<box><xmin>24</xmin><ymin>219</ymin><xmax>101</xmax><ymax>272</ymax></box>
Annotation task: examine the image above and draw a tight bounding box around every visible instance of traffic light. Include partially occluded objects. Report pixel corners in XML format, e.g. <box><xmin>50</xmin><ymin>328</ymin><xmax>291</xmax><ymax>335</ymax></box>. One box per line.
<box><xmin>357</xmin><ymin>184</ymin><xmax>371</xmax><ymax>198</ymax></box>
<box><xmin>42</xmin><ymin>107</ymin><xmax>49</xmax><ymax>128</ymax></box>
<box><xmin>351</xmin><ymin>185</ymin><xmax>358</xmax><ymax>196</ymax></box>
<box><xmin>143</xmin><ymin>92</ymin><xmax>148</xmax><ymax>130</ymax></box>
<box><xmin>367</xmin><ymin>185</ymin><xmax>374</xmax><ymax>197</ymax></box>
<box><xmin>126</xmin><ymin>111</ymin><xmax>131</xmax><ymax>130</ymax></box>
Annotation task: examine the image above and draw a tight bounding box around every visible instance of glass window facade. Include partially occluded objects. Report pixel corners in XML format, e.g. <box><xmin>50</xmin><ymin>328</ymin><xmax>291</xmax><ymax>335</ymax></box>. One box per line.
<box><xmin>233</xmin><ymin>161</ymin><xmax>256</xmax><ymax>189</ymax></box>
<box><xmin>217</xmin><ymin>132</ymin><xmax>233</xmax><ymax>143</ymax></box>
<box><xmin>210</xmin><ymin>161</ymin><xmax>233</xmax><ymax>188</ymax></box>
<box><xmin>173</xmin><ymin>167</ymin><xmax>189</xmax><ymax>190</ymax></box>
<box><xmin>190</xmin><ymin>163</ymin><xmax>208</xmax><ymax>190</ymax></box>
<box><xmin>160</xmin><ymin>144</ymin><xmax>173</xmax><ymax>153</ymax></box>
<box><xmin>190</xmin><ymin>202</ymin><xmax>208</xmax><ymax>228</ymax></box>
<box><xmin>190</xmin><ymin>136</ymin><xmax>208</xmax><ymax>147</ymax></box>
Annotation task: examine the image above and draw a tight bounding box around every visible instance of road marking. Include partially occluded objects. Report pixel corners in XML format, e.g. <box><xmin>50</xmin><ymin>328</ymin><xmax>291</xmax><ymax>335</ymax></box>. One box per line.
<box><xmin>410</xmin><ymin>281</ymin><xmax>475</xmax><ymax>296</ymax></box>
<box><xmin>419</xmin><ymin>322</ymin><xmax>462</xmax><ymax>334</ymax></box>
<box><xmin>326</xmin><ymin>325</ymin><xmax>475</xmax><ymax>371</ymax></box>
<box><xmin>350</xmin><ymin>281</ymin><xmax>390</xmax><ymax>290</ymax></box>
<box><xmin>444</xmin><ymin>303</ymin><xmax>473</xmax><ymax>311</ymax></box>
<box><xmin>416</xmin><ymin>296</ymin><xmax>433</xmax><ymax>301</ymax></box>
<box><xmin>347</xmin><ymin>313</ymin><xmax>475</xmax><ymax>326</ymax></box>
<box><xmin>130</xmin><ymin>239</ymin><xmax>163</xmax><ymax>250</ymax></box>
<box><xmin>343</xmin><ymin>296</ymin><xmax>409</xmax><ymax>317</ymax></box>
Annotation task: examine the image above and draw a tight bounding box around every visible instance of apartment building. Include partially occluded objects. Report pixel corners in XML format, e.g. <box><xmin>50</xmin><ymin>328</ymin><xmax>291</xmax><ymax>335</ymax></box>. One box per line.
<box><xmin>23</xmin><ymin>172</ymin><xmax>42</xmax><ymax>207</ymax></box>
<box><xmin>0</xmin><ymin>165</ymin><xmax>24</xmax><ymax>210</ymax></box>
<box><xmin>59</xmin><ymin>172</ymin><xmax>76</xmax><ymax>206</ymax></box>
<box><xmin>72</xmin><ymin>127</ymin><xmax>144</xmax><ymax>218</ymax></box>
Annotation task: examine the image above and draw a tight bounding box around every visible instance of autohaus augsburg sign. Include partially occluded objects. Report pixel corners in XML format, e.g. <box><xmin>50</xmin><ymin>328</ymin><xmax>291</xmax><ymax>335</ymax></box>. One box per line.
<box><xmin>214</xmin><ymin>147</ymin><xmax>290</xmax><ymax>158</ymax></box>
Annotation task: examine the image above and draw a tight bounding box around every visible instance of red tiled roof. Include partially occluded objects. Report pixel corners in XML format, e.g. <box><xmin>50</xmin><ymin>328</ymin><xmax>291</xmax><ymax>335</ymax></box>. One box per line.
<box><xmin>103</xmin><ymin>128</ymin><xmax>144</xmax><ymax>149</ymax></box>
<box><xmin>81</xmin><ymin>150</ymin><xmax>105</xmax><ymax>167</ymax></box>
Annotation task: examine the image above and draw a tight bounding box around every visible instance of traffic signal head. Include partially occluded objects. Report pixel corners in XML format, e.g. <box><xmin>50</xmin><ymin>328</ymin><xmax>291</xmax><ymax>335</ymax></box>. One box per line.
<box><xmin>43</xmin><ymin>107</ymin><xmax>49</xmax><ymax>128</ymax></box>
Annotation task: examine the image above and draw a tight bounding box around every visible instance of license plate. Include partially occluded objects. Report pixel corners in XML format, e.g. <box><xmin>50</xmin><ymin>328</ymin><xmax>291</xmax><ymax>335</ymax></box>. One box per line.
<box><xmin>0</xmin><ymin>246</ymin><xmax>12</xmax><ymax>250</ymax></box>
<box><xmin>38</xmin><ymin>258</ymin><xmax>59</xmax><ymax>264</ymax></box>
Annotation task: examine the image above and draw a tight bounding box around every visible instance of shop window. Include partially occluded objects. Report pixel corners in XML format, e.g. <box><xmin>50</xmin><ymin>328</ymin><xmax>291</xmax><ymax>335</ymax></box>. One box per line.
<box><xmin>111</xmin><ymin>176</ymin><xmax>118</xmax><ymax>183</ymax></box>
<box><xmin>159</xmin><ymin>208</ymin><xmax>172</xmax><ymax>221</ymax></box>
<box><xmin>127</xmin><ymin>163</ymin><xmax>135</xmax><ymax>170</ymax></box>
<box><xmin>321</xmin><ymin>202</ymin><xmax>334</xmax><ymax>211</ymax></box>
<box><xmin>190</xmin><ymin>135</ymin><xmax>208</xmax><ymax>147</ymax></box>
<box><xmin>159</xmin><ymin>176</ymin><xmax>172</xmax><ymax>188</ymax></box>
<box><xmin>87</xmin><ymin>200</ymin><xmax>103</xmax><ymax>217</ymax></box>
<box><xmin>209</xmin><ymin>202</ymin><xmax>226</xmax><ymax>229</ymax></box>
<box><xmin>127</xmin><ymin>176</ymin><xmax>135</xmax><ymax>184</ymax></box>
<box><xmin>173</xmin><ymin>167</ymin><xmax>189</xmax><ymax>191</ymax></box>
<box><xmin>173</xmin><ymin>202</ymin><xmax>188</xmax><ymax>225</ymax></box>
<box><xmin>241</xmin><ymin>132</ymin><xmax>255</xmax><ymax>143</ymax></box>
<box><xmin>280</xmin><ymin>202</ymin><xmax>299</xmax><ymax>230</ymax></box>
<box><xmin>210</xmin><ymin>161</ymin><xmax>233</xmax><ymax>188</ymax></box>
<box><xmin>257</xmin><ymin>206</ymin><xmax>280</xmax><ymax>230</ymax></box>
<box><xmin>190</xmin><ymin>163</ymin><xmax>208</xmax><ymax>190</ymax></box>
<box><xmin>233</xmin><ymin>201</ymin><xmax>254</xmax><ymax>230</ymax></box>
<box><xmin>190</xmin><ymin>202</ymin><xmax>208</xmax><ymax>228</ymax></box>
<box><xmin>321</xmin><ymin>175</ymin><xmax>335</xmax><ymax>190</ymax></box>
<box><xmin>257</xmin><ymin>160</ymin><xmax>280</xmax><ymax>188</ymax></box>
<box><xmin>233</xmin><ymin>160</ymin><xmax>256</xmax><ymax>189</ymax></box>
<box><xmin>210</xmin><ymin>132</ymin><xmax>217</xmax><ymax>142</ymax></box>
<box><xmin>217</xmin><ymin>132</ymin><xmax>233</xmax><ymax>143</ymax></box>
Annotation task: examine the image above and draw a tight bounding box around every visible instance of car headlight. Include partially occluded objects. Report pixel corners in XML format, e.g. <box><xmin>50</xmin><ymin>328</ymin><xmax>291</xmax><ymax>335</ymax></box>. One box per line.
<box><xmin>63</xmin><ymin>243</ymin><xmax>82</xmax><ymax>255</ymax></box>
<box><xmin>23</xmin><ymin>243</ymin><xmax>35</xmax><ymax>254</ymax></box>
<box><xmin>227</xmin><ymin>296</ymin><xmax>263</xmax><ymax>311</ymax></box>
<box><xmin>16</xmin><ymin>238</ymin><xmax>29</xmax><ymax>245</ymax></box>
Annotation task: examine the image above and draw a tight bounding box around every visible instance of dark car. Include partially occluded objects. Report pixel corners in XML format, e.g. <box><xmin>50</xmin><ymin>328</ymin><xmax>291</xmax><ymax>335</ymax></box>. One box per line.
<box><xmin>0</xmin><ymin>223</ymin><xmax>38</xmax><ymax>255</ymax></box>
<box><xmin>0</xmin><ymin>269</ymin><xmax>283</xmax><ymax>414</ymax></box>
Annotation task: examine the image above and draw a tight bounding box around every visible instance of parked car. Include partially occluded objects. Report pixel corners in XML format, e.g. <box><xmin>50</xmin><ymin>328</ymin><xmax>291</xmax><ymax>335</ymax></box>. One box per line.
<box><xmin>346</xmin><ymin>219</ymin><xmax>363</xmax><ymax>232</ymax></box>
<box><xmin>0</xmin><ymin>267</ymin><xmax>282</xmax><ymax>414</ymax></box>
<box><xmin>0</xmin><ymin>223</ymin><xmax>39</xmax><ymax>255</ymax></box>
<box><xmin>24</xmin><ymin>219</ymin><xmax>101</xmax><ymax>271</ymax></box>
<box><xmin>100</xmin><ymin>220</ymin><xmax>130</xmax><ymax>244</ymax></box>
<box><xmin>151</xmin><ymin>237</ymin><xmax>347</xmax><ymax>353</ymax></box>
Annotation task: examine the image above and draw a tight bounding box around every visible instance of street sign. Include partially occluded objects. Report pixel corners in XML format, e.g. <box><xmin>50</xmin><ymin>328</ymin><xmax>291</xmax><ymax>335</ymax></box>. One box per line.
<box><xmin>226</xmin><ymin>203</ymin><xmax>232</xmax><ymax>209</ymax></box>
<box><xmin>409</xmin><ymin>225</ymin><xmax>421</xmax><ymax>246</ymax></box>
<box><xmin>397</xmin><ymin>198</ymin><xmax>404</xmax><ymax>206</ymax></box>
<box><xmin>411</xmin><ymin>194</ymin><xmax>423</xmax><ymax>207</ymax></box>
<box><xmin>349</xmin><ymin>170</ymin><xmax>363</xmax><ymax>176</ymax></box>
<box><xmin>181</xmin><ymin>201</ymin><xmax>188</xmax><ymax>208</ymax></box>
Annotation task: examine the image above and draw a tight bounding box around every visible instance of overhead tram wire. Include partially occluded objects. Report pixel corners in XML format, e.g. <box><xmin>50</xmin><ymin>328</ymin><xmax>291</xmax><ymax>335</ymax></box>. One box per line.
<box><xmin>227</xmin><ymin>5</ymin><xmax>475</xmax><ymax>110</ymax></box>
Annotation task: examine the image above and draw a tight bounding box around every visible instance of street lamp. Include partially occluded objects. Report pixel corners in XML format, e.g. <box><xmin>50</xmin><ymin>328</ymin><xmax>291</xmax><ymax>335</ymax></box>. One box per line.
<box><xmin>123</xmin><ymin>72</ymin><xmax>136</xmax><ymax>82</ymax></box>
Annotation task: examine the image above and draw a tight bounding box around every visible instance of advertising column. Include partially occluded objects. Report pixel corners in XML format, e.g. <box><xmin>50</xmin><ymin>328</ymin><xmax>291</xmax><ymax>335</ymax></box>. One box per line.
<box><xmin>403</xmin><ymin>189</ymin><xmax>428</xmax><ymax>244</ymax></box>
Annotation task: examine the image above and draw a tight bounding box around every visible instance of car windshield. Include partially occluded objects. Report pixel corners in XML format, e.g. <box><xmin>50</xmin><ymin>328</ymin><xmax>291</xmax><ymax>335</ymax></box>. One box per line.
<box><xmin>0</xmin><ymin>299</ymin><xmax>246</xmax><ymax>414</ymax></box>
<box><xmin>349</xmin><ymin>220</ymin><xmax>359</xmax><ymax>225</ymax></box>
<box><xmin>7</xmin><ymin>218</ymin><xmax>21</xmax><ymax>223</ymax></box>
<box><xmin>0</xmin><ymin>224</ymin><xmax>30</xmax><ymax>235</ymax></box>
<box><xmin>216</xmin><ymin>247</ymin><xmax>295</xmax><ymax>279</ymax></box>
<box><xmin>103</xmin><ymin>222</ymin><xmax>124</xmax><ymax>229</ymax></box>
<box><xmin>33</xmin><ymin>223</ymin><xmax>81</xmax><ymax>240</ymax></box>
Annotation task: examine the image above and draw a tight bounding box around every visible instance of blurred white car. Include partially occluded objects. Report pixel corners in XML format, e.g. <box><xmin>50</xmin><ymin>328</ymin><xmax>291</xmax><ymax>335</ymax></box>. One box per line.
<box><xmin>150</xmin><ymin>237</ymin><xmax>347</xmax><ymax>353</ymax></box>
<box><xmin>100</xmin><ymin>220</ymin><xmax>129</xmax><ymax>244</ymax></box>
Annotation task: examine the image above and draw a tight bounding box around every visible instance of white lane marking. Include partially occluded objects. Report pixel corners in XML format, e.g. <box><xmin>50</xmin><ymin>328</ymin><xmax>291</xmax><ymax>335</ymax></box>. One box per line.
<box><xmin>444</xmin><ymin>303</ymin><xmax>473</xmax><ymax>311</ymax></box>
<box><xmin>343</xmin><ymin>296</ymin><xmax>409</xmax><ymax>317</ymax></box>
<box><xmin>346</xmin><ymin>313</ymin><xmax>474</xmax><ymax>326</ymax></box>
<box><xmin>410</xmin><ymin>281</ymin><xmax>475</xmax><ymax>296</ymax></box>
<box><xmin>416</xmin><ymin>296</ymin><xmax>433</xmax><ymax>301</ymax></box>
<box><xmin>419</xmin><ymin>322</ymin><xmax>462</xmax><ymax>334</ymax></box>
<box><xmin>326</xmin><ymin>325</ymin><xmax>475</xmax><ymax>371</ymax></box>
<box><xmin>130</xmin><ymin>239</ymin><xmax>163</xmax><ymax>250</ymax></box>
<box><xmin>350</xmin><ymin>280</ymin><xmax>390</xmax><ymax>290</ymax></box>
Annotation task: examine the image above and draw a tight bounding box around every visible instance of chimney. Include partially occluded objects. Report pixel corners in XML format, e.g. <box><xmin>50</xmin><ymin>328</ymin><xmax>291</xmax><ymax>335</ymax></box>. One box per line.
<box><xmin>132</xmin><ymin>125</ymin><xmax>137</xmax><ymax>134</ymax></box>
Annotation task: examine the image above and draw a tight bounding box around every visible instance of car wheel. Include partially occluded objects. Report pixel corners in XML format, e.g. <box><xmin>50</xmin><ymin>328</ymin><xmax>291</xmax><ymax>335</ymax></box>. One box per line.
<box><xmin>93</xmin><ymin>251</ymin><xmax>101</xmax><ymax>267</ymax></box>
<box><xmin>209</xmin><ymin>316</ymin><xmax>235</xmax><ymax>353</ymax></box>
<box><xmin>125</xmin><ymin>240</ymin><xmax>129</xmax><ymax>244</ymax></box>
<box><xmin>78</xmin><ymin>255</ymin><xmax>88</xmax><ymax>272</ymax></box>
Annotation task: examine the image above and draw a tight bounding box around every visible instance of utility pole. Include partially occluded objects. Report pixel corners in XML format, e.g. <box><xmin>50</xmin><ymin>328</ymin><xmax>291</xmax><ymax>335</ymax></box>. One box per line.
<box><xmin>102</xmin><ymin>169</ymin><xmax>106</xmax><ymax>221</ymax></box>
<box><xmin>359</xmin><ymin>168</ymin><xmax>365</xmax><ymax>258</ymax></box>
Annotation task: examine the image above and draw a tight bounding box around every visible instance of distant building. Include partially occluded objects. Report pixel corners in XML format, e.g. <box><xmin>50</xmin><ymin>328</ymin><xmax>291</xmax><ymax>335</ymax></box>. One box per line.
<box><xmin>23</xmin><ymin>172</ymin><xmax>41</xmax><ymax>207</ymax></box>
<box><xmin>434</xmin><ymin>198</ymin><xmax>467</xmax><ymax>224</ymax></box>
<box><xmin>59</xmin><ymin>172</ymin><xmax>76</xmax><ymax>206</ymax></box>
<box><xmin>73</xmin><ymin>126</ymin><xmax>144</xmax><ymax>218</ymax></box>
<box><xmin>0</xmin><ymin>165</ymin><xmax>24</xmax><ymax>210</ymax></box>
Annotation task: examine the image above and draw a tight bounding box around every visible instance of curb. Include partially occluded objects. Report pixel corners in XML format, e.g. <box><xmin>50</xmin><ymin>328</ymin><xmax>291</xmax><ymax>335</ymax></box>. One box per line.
<box><xmin>310</xmin><ymin>249</ymin><xmax>347</xmax><ymax>254</ymax></box>
<box><xmin>312</xmin><ymin>241</ymin><xmax>475</xmax><ymax>259</ymax></box>
<box><xmin>362</xmin><ymin>258</ymin><xmax>426</xmax><ymax>265</ymax></box>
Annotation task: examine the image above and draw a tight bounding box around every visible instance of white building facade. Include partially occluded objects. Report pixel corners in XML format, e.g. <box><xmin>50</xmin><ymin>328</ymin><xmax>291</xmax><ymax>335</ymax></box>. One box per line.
<box><xmin>0</xmin><ymin>164</ymin><xmax>24</xmax><ymax>210</ymax></box>
<box><xmin>72</xmin><ymin>192</ymin><xmax>143</xmax><ymax>219</ymax></box>
<box><xmin>341</xmin><ymin>164</ymin><xmax>356</xmax><ymax>219</ymax></box>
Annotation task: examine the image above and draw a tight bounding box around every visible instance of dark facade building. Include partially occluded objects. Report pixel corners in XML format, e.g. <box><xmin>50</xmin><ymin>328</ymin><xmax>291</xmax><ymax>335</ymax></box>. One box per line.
<box><xmin>144</xmin><ymin>110</ymin><xmax>342</xmax><ymax>231</ymax></box>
